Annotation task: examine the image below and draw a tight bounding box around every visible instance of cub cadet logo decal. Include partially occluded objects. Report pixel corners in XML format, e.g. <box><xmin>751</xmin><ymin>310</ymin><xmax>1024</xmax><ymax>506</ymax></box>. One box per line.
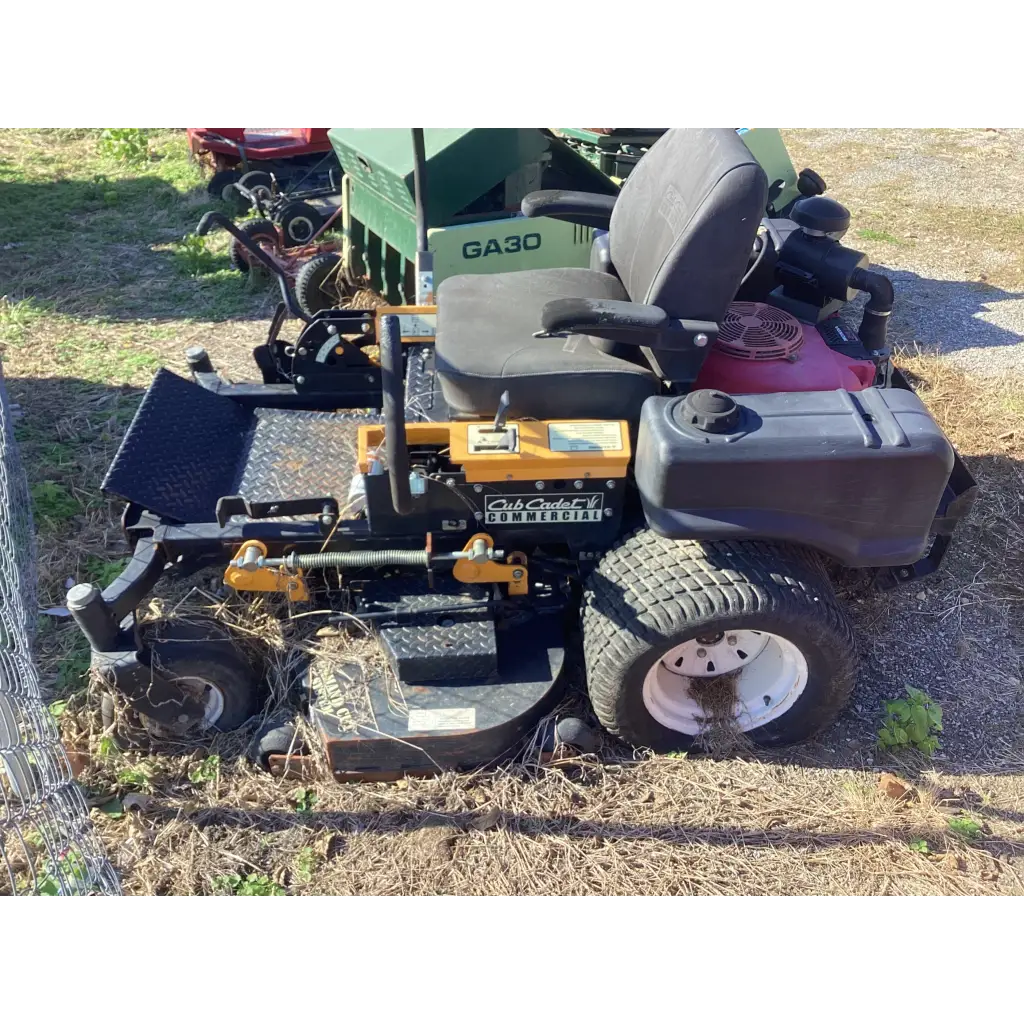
<box><xmin>484</xmin><ymin>493</ymin><xmax>604</xmax><ymax>525</ymax></box>
<box><xmin>462</xmin><ymin>234</ymin><xmax>541</xmax><ymax>259</ymax></box>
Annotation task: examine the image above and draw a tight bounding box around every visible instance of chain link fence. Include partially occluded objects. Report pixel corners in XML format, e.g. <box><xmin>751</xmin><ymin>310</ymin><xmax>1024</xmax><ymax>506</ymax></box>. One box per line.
<box><xmin>0</xmin><ymin>360</ymin><xmax>119</xmax><ymax>895</ymax></box>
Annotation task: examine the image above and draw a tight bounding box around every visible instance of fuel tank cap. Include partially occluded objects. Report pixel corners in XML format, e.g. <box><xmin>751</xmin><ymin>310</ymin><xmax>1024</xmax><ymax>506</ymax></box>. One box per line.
<box><xmin>677</xmin><ymin>389</ymin><xmax>741</xmax><ymax>433</ymax></box>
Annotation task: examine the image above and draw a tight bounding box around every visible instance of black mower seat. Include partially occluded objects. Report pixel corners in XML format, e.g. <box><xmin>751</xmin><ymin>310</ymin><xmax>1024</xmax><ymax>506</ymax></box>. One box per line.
<box><xmin>434</xmin><ymin>128</ymin><xmax>768</xmax><ymax>423</ymax></box>
<box><xmin>434</xmin><ymin>268</ymin><xmax>658</xmax><ymax>422</ymax></box>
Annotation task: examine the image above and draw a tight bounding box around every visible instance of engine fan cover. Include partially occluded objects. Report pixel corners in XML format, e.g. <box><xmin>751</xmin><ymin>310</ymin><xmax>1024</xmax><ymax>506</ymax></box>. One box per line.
<box><xmin>718</xmin><ymin>302</ymin><xmax>804</xmax><ymax>360</ymax></box>
<box><xmin>694</xmin><ymin>302</ymin><xmax>876</xmax><ymax>395</ymax></box>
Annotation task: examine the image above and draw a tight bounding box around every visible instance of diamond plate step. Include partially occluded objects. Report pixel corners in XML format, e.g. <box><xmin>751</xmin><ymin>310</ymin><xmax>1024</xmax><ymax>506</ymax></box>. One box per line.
<box><xmin>102</xmin><ymin>368</ymin><xmax>379</xmax><ymax>521</ymax></box>
<box><xmin>360</xmin><ymin>576</ymin><xmax>497</xmax><ymax>684</ymax></box>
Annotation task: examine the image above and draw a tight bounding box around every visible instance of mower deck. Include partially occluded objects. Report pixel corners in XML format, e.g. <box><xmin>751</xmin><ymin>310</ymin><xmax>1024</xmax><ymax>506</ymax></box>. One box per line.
<box><xmin>309</xmin><ymin>580</ymin><xmax>565</xmax><ymax>778</ymax></box>
<box><xmin>92</xmin><ymin>363</ymin><xmax>566</xmax><ymax>775</ymax></box>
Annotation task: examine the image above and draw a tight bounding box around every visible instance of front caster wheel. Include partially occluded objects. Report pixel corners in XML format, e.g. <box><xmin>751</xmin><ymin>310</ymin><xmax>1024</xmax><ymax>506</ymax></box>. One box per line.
<box><xmin>582</xmin><ymin>533</ymin><xmax>857</xmax><ymax>753</ymax></box>
<box><xmin>105</xmin><ymin>618</ymin><xmax>259</xmax><ymax>745</ymax></box>
<box><xmin>253</xmin><ymin>716</ymin><xmax>308</xmax><ymax>771</ymax></box>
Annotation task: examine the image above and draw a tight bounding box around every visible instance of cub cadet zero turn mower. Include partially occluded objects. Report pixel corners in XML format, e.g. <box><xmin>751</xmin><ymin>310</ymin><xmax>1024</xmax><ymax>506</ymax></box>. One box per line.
<box><xmin>70</xmin><ymin>129</ymin><xmax>975</xmax><ymax>778</ymax></box>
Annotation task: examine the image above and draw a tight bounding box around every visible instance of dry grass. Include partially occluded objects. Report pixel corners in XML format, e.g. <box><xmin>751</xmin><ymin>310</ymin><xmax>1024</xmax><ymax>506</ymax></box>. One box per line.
<box><xmin>783</xmin><ymin>128</ymin><xmax>1024</xmax><ymax>289</ymax></box>
<box><xmin>897</xmin><ymin>352</ymin><xmax>1024</xmax><ymax>623</ymax></box>
<box><xmin>3</xmin><ymin>129</ymin><xmax>1024</xmax><ymax>894</ymax></box>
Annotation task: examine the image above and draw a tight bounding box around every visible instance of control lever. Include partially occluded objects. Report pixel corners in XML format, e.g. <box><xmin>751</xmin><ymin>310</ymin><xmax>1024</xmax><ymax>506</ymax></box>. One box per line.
<box><xmin>493</xmin><ymin>390</ymin><xmax>510</xmax><ymax>431</ymax></box>
<box><xmin>469</xmin><ymin>391</ymin><xmax>518</xmax><ymax>453</ymax></box>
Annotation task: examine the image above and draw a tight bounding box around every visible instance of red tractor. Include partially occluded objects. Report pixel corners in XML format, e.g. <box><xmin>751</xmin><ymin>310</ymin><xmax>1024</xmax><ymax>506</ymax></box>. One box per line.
<box><xmin>187</xmin><ymin>128</ymin><xmax>337</xmax><ymax>203</ymax></box>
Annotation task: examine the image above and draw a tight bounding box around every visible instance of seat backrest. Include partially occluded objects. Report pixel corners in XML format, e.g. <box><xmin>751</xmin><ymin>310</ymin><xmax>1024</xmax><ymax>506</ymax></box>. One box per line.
<box><xmin>609</xmin><ymin>128</ymin><xmax>768</xmax><ymax>379</ymax></box>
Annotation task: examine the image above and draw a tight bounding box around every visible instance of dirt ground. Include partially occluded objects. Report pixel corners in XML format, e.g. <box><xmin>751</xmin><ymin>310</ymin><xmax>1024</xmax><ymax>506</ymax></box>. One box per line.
<box><xmin>1</xmin><ymin>129</ymin><xmax>1022</xmax><ymax>895</ymax></box>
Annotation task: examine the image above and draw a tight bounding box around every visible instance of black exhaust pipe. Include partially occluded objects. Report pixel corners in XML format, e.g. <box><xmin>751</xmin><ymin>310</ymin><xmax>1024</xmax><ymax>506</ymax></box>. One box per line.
<box><xmin>850</xmin><ymin>267</ymin><xmax>894</xmax><ymax>358</ymax></box>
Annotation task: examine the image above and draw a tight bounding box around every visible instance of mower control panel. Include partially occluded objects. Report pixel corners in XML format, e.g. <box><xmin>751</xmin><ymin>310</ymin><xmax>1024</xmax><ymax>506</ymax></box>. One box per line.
<box><xmin>356</xmin><ymin>418</ymin><xmax>630</xmax><ymax>550</ymax></box>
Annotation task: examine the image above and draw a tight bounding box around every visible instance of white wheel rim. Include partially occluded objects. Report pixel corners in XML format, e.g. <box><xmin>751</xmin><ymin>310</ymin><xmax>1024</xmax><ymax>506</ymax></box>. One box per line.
<box><xmin>289</xmin><ymin>216</ymin><xmax>314</xmax><ymax>242</ymax></box>
<box><xmin>173</xmin><ymin>676</ymin><xmax>225</xmax><ymax>729</ymax></box>
<box><xmin>642</xmin><ymin>630</ymin><xmax>808</xmax><ymax>736</ymax></box>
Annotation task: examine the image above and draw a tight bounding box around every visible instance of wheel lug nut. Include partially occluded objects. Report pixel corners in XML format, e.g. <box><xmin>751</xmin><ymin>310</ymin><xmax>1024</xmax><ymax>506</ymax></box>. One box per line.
<box><xmin>696</xmin><ymin>648</ymin><xmax>707</xmax><ymax>658</ymax></box>
<box><xmin>727</xmin><ymin>635</ymin><xmax>737</xmax><ymax>646</ymax></box>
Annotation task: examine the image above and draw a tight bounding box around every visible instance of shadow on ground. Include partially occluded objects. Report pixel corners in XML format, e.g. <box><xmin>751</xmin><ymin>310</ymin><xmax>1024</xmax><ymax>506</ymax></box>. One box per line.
<box><xmin>0</xmin><ymin>174</ymin><xmax>271</xmax><ymax>323</ymax></box>
<box><xmin>872</xmin><ymin>265</ymin><xmax>1024</xmax><ymax>357</ymax></box>
<box><xmin>157</xmin><ymin>800</ymin><xmax>1019</xmax><ymax>854</ymax></box>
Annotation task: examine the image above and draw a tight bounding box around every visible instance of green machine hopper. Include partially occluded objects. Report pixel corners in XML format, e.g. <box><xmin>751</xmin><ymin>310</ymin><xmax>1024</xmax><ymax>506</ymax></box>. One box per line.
<box><xmin>328</xmin><ymin>128</ymin><xmax>617</xmax><ymax>304</ymax></box>
<box><xmin>326</xmin><ymin>128</ymin><xmax>807</xmax><ymax>305</ymax></box>
<box><xmin>555</xmin><ymin>128</ymin><xmax>802</xmax><ymax>210</ymax></box>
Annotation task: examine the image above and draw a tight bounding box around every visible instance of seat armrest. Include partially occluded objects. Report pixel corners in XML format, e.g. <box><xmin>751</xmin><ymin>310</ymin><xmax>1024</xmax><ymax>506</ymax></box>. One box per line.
<box><xmin>542</xmin><ymin>298</ymin><xmax>666</xmax><ymax>334</ymax></box>
<box><xmin>539</xmin><ymin>298</ymin><xmax>718</xmax><ymax>352</ymax></box>
<box><xmin>521</xmin><ymin>190</ymin><xmax>616</xmax><ymax>229</ymax></box>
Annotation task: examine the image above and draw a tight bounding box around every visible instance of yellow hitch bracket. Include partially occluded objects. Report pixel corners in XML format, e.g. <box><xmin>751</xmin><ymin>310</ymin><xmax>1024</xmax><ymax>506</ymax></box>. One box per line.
<box><xmin>451</xmin><ymin>533</ymin><xmax>528</xmax><ymax>595</ymax></box>
<box><xmin>224</xmin><ymin>540</ymin><xmax>309</xmax><ymax>602</ymax></box>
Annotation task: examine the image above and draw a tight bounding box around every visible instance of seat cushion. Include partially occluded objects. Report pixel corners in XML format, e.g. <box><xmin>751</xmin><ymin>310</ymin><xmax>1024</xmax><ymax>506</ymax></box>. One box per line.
<box><xmin>435</xmin><ymin>269</ymin><xmax>658</xmax><ymax>422</ymax></box>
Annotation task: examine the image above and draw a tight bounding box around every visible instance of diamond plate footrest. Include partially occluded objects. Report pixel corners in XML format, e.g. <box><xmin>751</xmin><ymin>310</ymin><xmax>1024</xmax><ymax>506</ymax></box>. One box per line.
<box><xmin>101</xmin><ymin>368</ymin><xmax>378</xmax><ymax>522</ymax></box>
<box><xmin>360</xmin><ymin>576</ymin><xmax>497</xmax><ymax>684</ymax></box>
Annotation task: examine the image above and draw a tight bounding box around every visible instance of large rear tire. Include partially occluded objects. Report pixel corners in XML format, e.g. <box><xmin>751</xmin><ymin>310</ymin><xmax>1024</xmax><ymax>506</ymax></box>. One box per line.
<box><xmin>582</xmin><ymin>532</ymin><xmax>857</xmax><ymax>752</ymax></box>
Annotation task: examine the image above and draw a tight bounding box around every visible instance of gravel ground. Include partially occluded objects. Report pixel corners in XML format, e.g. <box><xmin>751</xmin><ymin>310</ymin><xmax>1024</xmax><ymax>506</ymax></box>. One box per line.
<box><xmin>785</xmin><ymin>128</ymin><xmax>1024</xmax><ymax>376</ymax></box>
<box><xmin>778</xmin><ymin>130</ymin><xmax>1024</xmax><ymax>780</ymax></box>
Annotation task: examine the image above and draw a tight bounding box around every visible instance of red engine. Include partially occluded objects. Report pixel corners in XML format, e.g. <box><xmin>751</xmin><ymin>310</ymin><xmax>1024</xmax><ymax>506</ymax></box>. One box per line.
<box><xmin>693</xmin><ymin>302</ymin><xmax>876</xmax><ymax>395</ymax></box>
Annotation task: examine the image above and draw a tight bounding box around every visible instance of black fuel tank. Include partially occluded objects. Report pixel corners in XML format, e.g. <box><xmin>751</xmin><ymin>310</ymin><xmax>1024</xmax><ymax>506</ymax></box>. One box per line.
<box><xmin>635</xmin><ymin>387</ymin><xmax>955</xmax><ymax>567</ymax></box>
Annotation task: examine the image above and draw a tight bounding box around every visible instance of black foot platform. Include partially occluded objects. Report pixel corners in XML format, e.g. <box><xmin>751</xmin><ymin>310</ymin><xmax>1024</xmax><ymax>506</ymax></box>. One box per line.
<box><xmin>102</xmin><ymin>369</ymin><xmax>378</xmax><ymax>521</ymax></box>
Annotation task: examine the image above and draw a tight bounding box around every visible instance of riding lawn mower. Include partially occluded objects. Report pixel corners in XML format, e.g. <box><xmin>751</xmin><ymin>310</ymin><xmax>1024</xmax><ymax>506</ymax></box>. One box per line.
<box><xmin>189</xmin><ymin>128</ymin><xmax>339</xmax><ymax>203</ymax></box>
<box><xmin>70</xmin><ymin>128</ymin><xmax>976</xmax><ymax>779</ymax></box>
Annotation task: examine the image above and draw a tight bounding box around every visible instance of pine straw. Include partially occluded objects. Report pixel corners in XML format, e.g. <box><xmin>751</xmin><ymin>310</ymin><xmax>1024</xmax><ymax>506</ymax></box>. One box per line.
<box><xmin>46</xmin><ymin>354</ymin><xmax>1024</xmax><ymax>894</ymax></box>
<box><xmin>897</xmin><ymin>351</ymin><xmax>1024</xmax><ymax>624</ymax></box>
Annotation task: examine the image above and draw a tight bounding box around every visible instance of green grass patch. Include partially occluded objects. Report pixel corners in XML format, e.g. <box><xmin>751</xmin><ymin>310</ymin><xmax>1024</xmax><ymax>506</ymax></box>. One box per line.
<box><xmin>55</xmin><ymin>632</ymin><xmax>91</xmax><ymax>693</ymax></box>
<box><xmin>856</xmin><ymin>228</ymin><xmax>904</xmax><ymax>245</ymax></box>
<box><xmin>948</xmin><ymin>815</ymin><xmax>984</xmax><ymax>843</ymax></box>
<box><xmin>188</xmin><ymin>755</ymin><xmax>221</xmax><ymax>785</ymax></box>
<box><xmin>0</xmin><ymin>296</ymin><xmax>50</xmax><ymax>347</ymax></box>
<box><xmin>97</xmin><ymin>129</ymin><xmax>152</xmax><ymax>166</ymax></box>
<box><xmin>294</xmin><ymin>847</ymin><xmax>317</xmax><ymax>884</ymax></box>
<box><xmin>116</xmin><ymin>763</ymin><xmax>154</xmax><ymax>791</ymax></box>
<box><xmin>48</xmin><ymin>328</ymin><xmax>162</xmax><ymax>383</ymax></box>
<box><xmin>30</xmin><ymin>480</ymin><xmax>81</xmax><ymax>524</ymax></box>
<box><xmin>214</xmin><ymin>873</ymin><xmax>285</xmax><ymax>896</ymax></box>
<box><xmin>82</xmin><ymin>555</ymin><xmax>128</xmax><ymax>589</ymax></box>
<box><xmin>170</xmin><ymin>232</ymin><xmax>222</xmax><ymax>278</ymax></box>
